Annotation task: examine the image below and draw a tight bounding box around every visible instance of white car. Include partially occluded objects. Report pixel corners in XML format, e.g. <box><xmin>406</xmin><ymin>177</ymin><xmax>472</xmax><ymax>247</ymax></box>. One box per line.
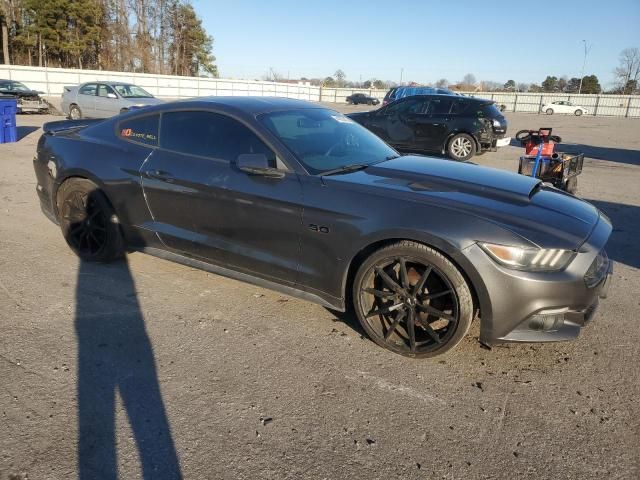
<box><xmin>542</xmin><ymin>101</ymin><xmax>588</xmax><ymax>116</ymax></box>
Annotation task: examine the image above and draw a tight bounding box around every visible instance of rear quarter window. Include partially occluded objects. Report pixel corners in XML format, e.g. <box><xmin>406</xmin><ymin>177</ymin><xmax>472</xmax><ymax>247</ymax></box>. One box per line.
<box><xmin>118</xmin><ymin>114</ymin><xmax>159</xmax><ymax>146</ymax></box>
<box><xmin>480</xmin><ymin>103</ymin><xmax>503</xmax><ymax>118</ymax></box>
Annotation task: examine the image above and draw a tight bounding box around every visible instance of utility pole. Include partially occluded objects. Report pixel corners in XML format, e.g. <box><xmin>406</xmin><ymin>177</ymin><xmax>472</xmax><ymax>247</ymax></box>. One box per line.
<box><xmin>578</xmin><ymin>40</ymin><xmax>592</xmax><ymax>94</ymax></box>
<box><xmin>400</xmin><ymin>68</ymin><xmax>404</xmax><ymax>85</ymax></box>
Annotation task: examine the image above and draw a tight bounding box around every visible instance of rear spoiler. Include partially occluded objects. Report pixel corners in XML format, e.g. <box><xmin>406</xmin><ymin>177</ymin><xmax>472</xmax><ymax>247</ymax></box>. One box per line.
<box><xmin>62</xmin><ymin>85</ymin><xmax>78</xmax><ymax>95</ymax></box>
<box><xmin>43</xmin><ymin>118</ymin><xmax>104</xmax><ymax>135</ymax></box>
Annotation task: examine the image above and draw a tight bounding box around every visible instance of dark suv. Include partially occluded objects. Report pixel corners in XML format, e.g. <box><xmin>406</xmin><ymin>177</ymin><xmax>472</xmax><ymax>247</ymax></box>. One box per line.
<box><xmin>348</xmin><ymin>95</ymin><xmax>508</xmax><ymax>161</ymax></box>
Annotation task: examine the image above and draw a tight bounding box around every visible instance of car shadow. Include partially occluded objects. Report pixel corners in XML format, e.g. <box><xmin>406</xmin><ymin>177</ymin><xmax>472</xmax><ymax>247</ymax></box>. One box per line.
<box><xmin>323</xmin><ymin>306</ymin><xmax>368</xmax><ymax>338</ymax></box>
<box><xmin>75</xmin><ymin>259</ymin><xmax>182</xmax><ymax>479</ymax></box>
<box><xmin>585</xmin><ymin>199</ymin><xmax>640</xmax><ymax>269</ymax></box>
<box><xmin>17</xmin><ymin>126</ymin><xmax>39</xmax><ymax>141</ymax></box>
<box><xmin>558</xmin><ymin>143</ymin><xmax>640</xmax><ymax>167</ymax></box>
<box><xmin>506</xmin><ymin>138</ymin><xmax>640</xmax><ymax>167</ymax></box>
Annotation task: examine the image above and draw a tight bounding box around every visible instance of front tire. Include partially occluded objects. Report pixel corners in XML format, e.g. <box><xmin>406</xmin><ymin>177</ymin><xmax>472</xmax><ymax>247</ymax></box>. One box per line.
<box><xmin>447</xmin><ymin>133</ymin><xmax>476</xmax><ymax>161</ymax></box>
<box><xmin>57</xmin><ymin>179</ymin><xmax>124</xmax><ymax>262</ymax></box>
<box><xmin>575</xmin><ymin>109</ymin><xmax>583</xmax><ymax>116</ymax></box>
<box><xmin>352</xmin><ymin>241</ymin><xmax>474</xmax><ymax>358</ymax></box>
<box><xmin>546</xmin><ymin>108</ymin><xmax>554</xmax><ymax>115</ymax></box>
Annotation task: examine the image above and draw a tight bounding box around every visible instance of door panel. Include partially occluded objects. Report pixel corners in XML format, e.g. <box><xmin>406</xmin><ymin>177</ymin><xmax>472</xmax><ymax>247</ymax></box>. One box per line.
<box><xmin>95</xmin><ymin>84</ymin><xmax>120</xmax><ymax>118</ymax></box>
<box><xmin>414</xmin><ymin>97</ymin><xmax>452</xmax><ymax>151</ymax></box>
<box><xmin>140</xmin><ymin>110</ymin><xmax>304</xmax><ymax>285</ymax></box>
<box><xmin>379</xmin><ymin>98</ymin><xmax>431</xmax><ymax>150</ymax></box>
<box><xmin>77</xmin><ymin>84</ymin><xmax>97</xmax><ymax>116</ymax></box>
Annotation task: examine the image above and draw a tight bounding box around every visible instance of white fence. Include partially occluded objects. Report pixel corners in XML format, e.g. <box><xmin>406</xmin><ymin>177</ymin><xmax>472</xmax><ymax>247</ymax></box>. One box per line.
<box><xmin>1</xmin><ymin>65</ymin><xmax>639</xmax><ymax>117</ymax></box>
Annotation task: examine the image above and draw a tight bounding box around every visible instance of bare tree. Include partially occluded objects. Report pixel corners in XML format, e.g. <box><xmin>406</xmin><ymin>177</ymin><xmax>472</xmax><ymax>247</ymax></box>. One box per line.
<box><xmin>334</xmin><ymin>69</ymin><xmax>346</xmax><ymax>87</ymax></box>
<box><xmin>263</xmin><ymin>67</ymin><xmax>283</xmax><ymax>82</ymax></box>
<box><xmin>516</xmin><ymin>82</ymin><xmax>529</xmax><ymax>92</ymax></box>
<box><xmin>462</xmin><ymin>73</ymin><xmax>476</xmax><ymax>86</ymax></box>
<box><xmin>614</xmin><ymin>47</ymin><xmax>640</xmax><ymax>93</ymax></box>
<box><xmin>435</xmin><ymin>78</ymin><xmax>448</xmax><ymax>88</ymax></box>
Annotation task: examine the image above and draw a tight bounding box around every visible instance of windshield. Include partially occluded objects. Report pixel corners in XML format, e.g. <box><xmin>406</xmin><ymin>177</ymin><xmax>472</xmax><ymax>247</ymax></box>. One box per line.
<box><xmin>0</xmin><ymin>81</ymin><xmax>30</xmax><ymax>92</ymax></box>
<box><xmin>112</xmin><ymin>84</ymin><xmax>154</xmax><ymax>98</ymax></box>
<box><xmin>259</xmin><ymin>109</ymin><xmax>398</xmax><ymax>175</ymax></box>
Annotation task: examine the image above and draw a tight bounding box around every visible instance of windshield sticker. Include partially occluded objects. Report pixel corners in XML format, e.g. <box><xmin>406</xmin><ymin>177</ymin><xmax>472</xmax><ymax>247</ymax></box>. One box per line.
<box><xmin>331</xmin><ymin>114</ymin><xmax>355</xmax><ymax>124</ymax></box>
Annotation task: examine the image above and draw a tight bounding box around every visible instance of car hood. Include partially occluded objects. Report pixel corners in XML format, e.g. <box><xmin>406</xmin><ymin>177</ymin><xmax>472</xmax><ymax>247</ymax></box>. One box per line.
<box><xmin>329</xmin><ymin>155</ymin><xmax>601</xmax><ymax>250</ymax></box>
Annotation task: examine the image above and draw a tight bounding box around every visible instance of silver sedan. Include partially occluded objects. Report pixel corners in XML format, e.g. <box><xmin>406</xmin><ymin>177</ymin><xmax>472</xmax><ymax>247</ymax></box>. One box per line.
<box><xmin>61</xmin><ymin>82</ymin><xmax>163</xmax><ymax>119</ymax></box>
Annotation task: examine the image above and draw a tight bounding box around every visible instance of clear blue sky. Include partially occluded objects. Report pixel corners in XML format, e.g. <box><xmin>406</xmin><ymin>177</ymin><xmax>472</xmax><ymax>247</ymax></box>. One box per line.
<box><xmin>192</xmin><ymin>0</ymin><xmax>640</xmax><ymax>87</ymax></box>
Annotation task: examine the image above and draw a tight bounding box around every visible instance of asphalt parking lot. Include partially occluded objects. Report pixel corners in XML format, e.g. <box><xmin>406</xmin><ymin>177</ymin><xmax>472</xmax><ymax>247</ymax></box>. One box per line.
<box><xmin>1</xmin><ymin>106</ymin><xmax>639</xmax><ymax>479</ymax></box>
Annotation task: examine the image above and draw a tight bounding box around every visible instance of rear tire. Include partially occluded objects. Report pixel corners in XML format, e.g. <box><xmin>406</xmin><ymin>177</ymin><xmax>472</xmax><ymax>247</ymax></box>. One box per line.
<box><xmin>447</xmin><ymin>133</ymin><xmax>476</xmax><ymax>161</ymax></box>
<box><xmin>57</xmin><ymin>179</ymin><xmax>124</xmax><ymax>262</ymax></box>
<box><xmin>546</xmin><ymin>108</ymin><xmax>554</xmax><ymax>115</ymax></box>
<box><xmin>574</xmin><ymin>109</ymin><xmax>583</xmax><ymax>116</ymax></box>
<box><xmin>69</xmin><ymin>104</ymin><xmax>82</xmax><ymax>120</ymax></box>
<box><xmin>352</xmin><ymin>241</ymin><xmax>474</xmax><ymax>358</ymax></box>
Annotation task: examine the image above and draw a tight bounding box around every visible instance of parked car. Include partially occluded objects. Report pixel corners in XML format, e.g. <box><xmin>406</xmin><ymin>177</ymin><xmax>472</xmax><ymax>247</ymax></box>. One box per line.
<box><xmin>542</xmin><ymin>101</ymin><xmax>588</xmax><ymax>116</ymax></box>
<box><xmin>61</xmin><ymin>82</ymin><xmax>163</xmax><ymax>119</ymax></box>
<box><xmin>346</xmin><ymin>93</ymin><xmax>379</xmax><ymax>105</ymax></box>
<box><xmin>33</xmin><ymin>97</ymin><xmax>612</xmax><ymax>358</ymax></box>
<box><xmin>348</xmin><ymin>94</ymin><xmax>509</xmax><ymax>161</ymax></box>
<box><xmin>0</xmin><ymin>79</ymin><xmax>49</xmax><ymax>113</ymax></box>
<box><xmin>382</xmin><ymin>86</ymin><xmax>453</xmax><ymax>105</ymax></box>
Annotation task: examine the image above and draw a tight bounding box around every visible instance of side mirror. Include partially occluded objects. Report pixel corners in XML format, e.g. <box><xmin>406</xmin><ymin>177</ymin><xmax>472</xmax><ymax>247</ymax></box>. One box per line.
<box><xmin>236</xmin><ymin>154</ymin><xmax>284</xmax><ymax>178</ymax></box>
<box><xmin>107</xmin><ymin>93</ymin><xmax>117</xmax><ymax>99</ymax></box>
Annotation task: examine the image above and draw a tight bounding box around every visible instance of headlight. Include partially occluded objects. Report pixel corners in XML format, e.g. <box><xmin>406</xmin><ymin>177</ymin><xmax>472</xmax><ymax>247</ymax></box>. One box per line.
<box><xmin>492</xmin><ymin>119</ymin><xmax>501</xmax><ymax>128</ymax></box>
<box><xmin>479</xmin><ymin>242</ymin><xmax>575</xmax><ymax>271</ymax></box>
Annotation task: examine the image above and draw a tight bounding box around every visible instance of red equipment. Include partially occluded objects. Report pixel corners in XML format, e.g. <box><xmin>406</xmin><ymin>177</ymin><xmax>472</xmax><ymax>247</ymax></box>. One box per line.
<box><xmin>515</xmin><ymin>127</ymin><xmax>583</xmax><ymax>194</ymax></box>
<box><xmin>515</xmin><ymin>128</ymin><xmax>562</xmax><ymax>156</ymax></box>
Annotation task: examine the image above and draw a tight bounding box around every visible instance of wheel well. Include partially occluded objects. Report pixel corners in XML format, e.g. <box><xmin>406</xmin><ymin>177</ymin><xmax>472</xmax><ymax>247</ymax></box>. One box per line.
<box><xmin>343</xmin><ymin>238</ymin><xmax>481</xmax><ymax>316</ymax></box>
<box><xmin>54</xmin><ymin>176</ymin><xmax>116</xmax><ymax>220</ymax></box>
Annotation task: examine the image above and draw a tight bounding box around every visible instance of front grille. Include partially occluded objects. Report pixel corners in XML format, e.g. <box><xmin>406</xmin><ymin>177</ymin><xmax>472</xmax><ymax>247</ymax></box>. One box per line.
<box><xmin>584</xmin><ymin>249</ymin><xmax>609</xmax><ymax>288</ymax></box>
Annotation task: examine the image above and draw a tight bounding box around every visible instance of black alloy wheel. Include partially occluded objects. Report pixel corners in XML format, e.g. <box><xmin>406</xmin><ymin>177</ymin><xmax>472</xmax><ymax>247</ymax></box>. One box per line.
<box><xmin>58</xmin><ymin>179</ymin><xmax>124</xmax><ymax>262</ymax></box>
<box><xmin>353</xmin><ymin>242</ymin><xmax>473</xmax><ymax>357</ymax></box>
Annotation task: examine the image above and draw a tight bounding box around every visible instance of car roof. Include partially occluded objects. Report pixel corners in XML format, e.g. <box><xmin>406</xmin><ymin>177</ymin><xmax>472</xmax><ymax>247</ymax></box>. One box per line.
<box><xmin>126</xmin><ymin>96</ymin><xmax>328</xmax><ymax>116</ymax></box>
<box><xmin>391</xmin><ymin>94</ymin><xmax>489</xmax><ymax>104</ymax></box>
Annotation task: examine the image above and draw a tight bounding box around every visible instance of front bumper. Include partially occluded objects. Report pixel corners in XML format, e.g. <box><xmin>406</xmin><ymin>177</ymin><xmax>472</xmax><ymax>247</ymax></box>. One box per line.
<box><xmin>496</xmin><ymin>136</ymin><xmax>511</xmax><ymax>148</ymax></box>
<box><xmin>465</xmin><ymin>215</ymin><xmax>613</xmax><ymax>346</ymax></box>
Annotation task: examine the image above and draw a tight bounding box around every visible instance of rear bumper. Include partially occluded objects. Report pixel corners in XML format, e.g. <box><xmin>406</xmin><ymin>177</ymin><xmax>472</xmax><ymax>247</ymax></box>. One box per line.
<box><xmin>465</xmin><ymin>215</ymin><xmax>613</xmax><ymax>346</ymax></box>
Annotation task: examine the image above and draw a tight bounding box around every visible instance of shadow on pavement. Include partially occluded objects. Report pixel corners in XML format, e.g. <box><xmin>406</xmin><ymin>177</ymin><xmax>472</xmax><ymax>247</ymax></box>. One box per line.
<box><xmin>559</xmin><ymin>143</ymin><xmax>640</xmax><ymax>167</ymax></box>
<box><xmin>17</xmin><ymin>126</ymin><xmax>39</xmax><ymax>141</ymax></box>
<box><xmin>75</xmin><ymin>259</ymin><xmax>182</xmax><ymax>479</ymax></box>
<box><xmin>586</xmin><ymin>199</ymin><xmax>640</xmax><ymax>270</ymax></box>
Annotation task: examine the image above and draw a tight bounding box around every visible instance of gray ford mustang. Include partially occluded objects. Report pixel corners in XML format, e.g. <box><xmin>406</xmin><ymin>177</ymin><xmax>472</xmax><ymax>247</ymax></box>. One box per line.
<box><xmin>33</xmin><ymin>97</ymin><xmax>612</xmax><ymax>358</ymax></box>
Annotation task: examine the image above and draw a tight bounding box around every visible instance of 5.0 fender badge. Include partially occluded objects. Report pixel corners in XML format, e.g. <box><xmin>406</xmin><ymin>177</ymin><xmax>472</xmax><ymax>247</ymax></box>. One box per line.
<box><xmin>308</xmin><ymin>224</ymin><xmax>329</xmax><ymax>234</ymax></box>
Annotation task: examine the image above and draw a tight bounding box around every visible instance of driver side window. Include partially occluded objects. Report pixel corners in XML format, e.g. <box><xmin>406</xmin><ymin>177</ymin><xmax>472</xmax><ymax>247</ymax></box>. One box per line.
<box><xmin>385</xmin><ymin>98</ymin><xmax>421</xmax><ymax>115</ymax></box>
<box><xmin>160</xmin><ymin>110</ymin><xmax>278</xmax><ymax>167</ymax></box>
<box><xmin>97</xmin><ymin>84</ymin><xmax>116</xmax><ymax>97</ymax></box>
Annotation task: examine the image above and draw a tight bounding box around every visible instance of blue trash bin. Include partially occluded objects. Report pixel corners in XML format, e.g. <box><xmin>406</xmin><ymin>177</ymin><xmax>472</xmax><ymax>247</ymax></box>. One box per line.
<box><xmin>0</xmin><ymin>97</ymin><xmax>18</xmax><ymax>144</ymax></box>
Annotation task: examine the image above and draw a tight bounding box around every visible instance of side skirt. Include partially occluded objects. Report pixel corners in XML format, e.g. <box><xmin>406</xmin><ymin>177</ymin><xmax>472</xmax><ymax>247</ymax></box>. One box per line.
<box><xmin>137</xmin><ymin>247</ymin><xmax>344</xmax><ymax>312</ymax></box>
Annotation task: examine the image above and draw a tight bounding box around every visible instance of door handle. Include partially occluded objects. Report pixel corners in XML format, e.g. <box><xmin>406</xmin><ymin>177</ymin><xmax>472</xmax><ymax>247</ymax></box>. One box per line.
<box><xmin>147</xmin><ymin>169</ymin><xmax>174</xmax><ymax>181</ymax></box>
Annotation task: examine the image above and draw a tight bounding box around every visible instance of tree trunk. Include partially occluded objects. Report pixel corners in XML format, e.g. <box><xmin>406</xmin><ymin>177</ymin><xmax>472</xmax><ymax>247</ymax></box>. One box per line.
<box><xmin>1</xmin><ymin>16</ymin><xmax>9</xmax><ymax>65</ymax></box>
<box><xmin>38</xmin><ymin>34</ymin><xmax>42</xmax><ymax>67</ymax></box>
